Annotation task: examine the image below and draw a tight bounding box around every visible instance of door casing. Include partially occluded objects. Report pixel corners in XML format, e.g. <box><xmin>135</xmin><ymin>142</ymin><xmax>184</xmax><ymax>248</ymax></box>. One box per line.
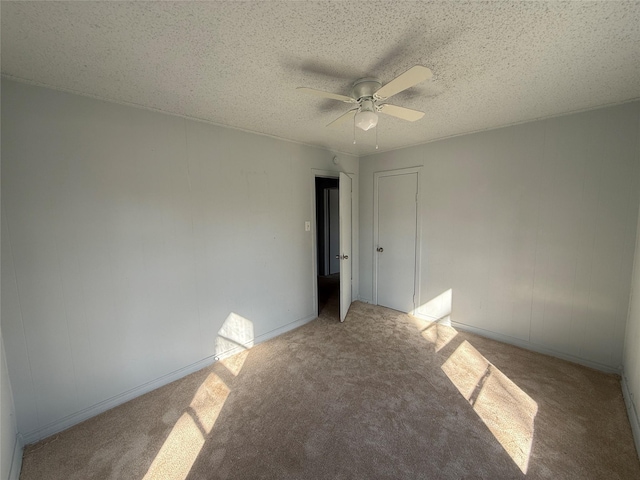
<box><xmin>311</xmin><ymin>169</ymin><xmax>355</xmax><ymax>319</ymax></box>
<box><xmin>373</xmin><ymin>166</ymin><xmax>422</xmax><ymax>313</ymax></box>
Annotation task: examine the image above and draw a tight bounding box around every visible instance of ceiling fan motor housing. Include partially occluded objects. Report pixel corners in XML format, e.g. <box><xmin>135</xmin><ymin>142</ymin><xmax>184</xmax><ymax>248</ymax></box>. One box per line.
<box><xmin>351</xmin><ymin>78</ymin><xmax>381</xmax><ymax>103</ymax></box>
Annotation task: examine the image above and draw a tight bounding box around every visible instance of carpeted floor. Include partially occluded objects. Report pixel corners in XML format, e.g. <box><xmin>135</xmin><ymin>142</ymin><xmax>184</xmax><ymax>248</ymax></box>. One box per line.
<box><xmin>19</xmin><ymin>285</ymin><xmax>640</xmax><ymax>479</ymax></box>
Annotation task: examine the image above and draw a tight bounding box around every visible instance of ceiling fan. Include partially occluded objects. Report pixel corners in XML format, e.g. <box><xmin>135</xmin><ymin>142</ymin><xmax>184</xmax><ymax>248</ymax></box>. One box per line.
<box><xmin>297</xmin><ymin>65</ymin><xmax>433</xmax><ymax>132</ymax></box>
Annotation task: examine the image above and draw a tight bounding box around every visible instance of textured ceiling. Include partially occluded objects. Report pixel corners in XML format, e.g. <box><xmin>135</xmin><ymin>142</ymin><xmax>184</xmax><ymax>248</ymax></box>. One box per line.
<box><xmin>2</xmin><ymin>1</ymin><xmax>639</xmax><ymax>156</ymax></box>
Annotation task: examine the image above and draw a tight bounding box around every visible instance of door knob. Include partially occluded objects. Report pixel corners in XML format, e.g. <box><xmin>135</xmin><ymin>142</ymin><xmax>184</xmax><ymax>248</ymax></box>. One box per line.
<box><xmin>344</xmin><ymin>254</ymin><xmax>348</xmax><ymax>260</ymax></box>
<box><xmin>336</xmin><ymin>254</ymin><xmax>349</xmax><ymax>260</ymax></box>
<box><xmin>377</xmin><ymin>247</ymin><xmax>384</xmax><ymax>252</ymax></box>
<box><xmin>336</xmin><ymin>255</ymin><xmax>340</xmax><ymax>259</ymax></box>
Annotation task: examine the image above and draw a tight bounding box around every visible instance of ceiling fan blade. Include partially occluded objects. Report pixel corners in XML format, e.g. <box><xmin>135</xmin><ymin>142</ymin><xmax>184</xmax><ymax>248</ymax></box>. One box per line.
<box><xmin>297</xmin><ymin>87</ymin><xmax>356</xmax><ymax>103</ymax></box>
<box><xmin>373</xmin><ymin>65</ymin><xmax>433</xmax><ymax>100</ymax></box>
<box><xmin>326</xmin><ymin>109</ymin><xmax>358</xmax><ymax>128</ymax></box>
<box><xmin>378</xmin><ymin>104</ymin><xmax>425</xmax><ymax>122</ymax></box>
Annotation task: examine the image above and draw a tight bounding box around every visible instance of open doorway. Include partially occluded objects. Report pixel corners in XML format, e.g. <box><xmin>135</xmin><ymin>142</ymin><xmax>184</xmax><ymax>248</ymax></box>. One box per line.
<box><xmin>315</xmin><ymin>176</ymin><xmax>340</xmax><ymax>319</ymax></box>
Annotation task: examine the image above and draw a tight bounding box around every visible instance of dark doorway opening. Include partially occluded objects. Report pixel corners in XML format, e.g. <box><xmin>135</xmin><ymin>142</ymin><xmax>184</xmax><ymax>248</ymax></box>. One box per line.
<box><xmin>315</xmin><ymin>176</ymin><xmax>340</xmax><ymax>319</ymax></box>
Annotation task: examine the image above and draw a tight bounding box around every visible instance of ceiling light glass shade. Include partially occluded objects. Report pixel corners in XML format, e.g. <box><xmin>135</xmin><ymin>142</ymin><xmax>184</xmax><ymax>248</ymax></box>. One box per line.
<box><xmin>355</xmin><ymin>110</ymin><xmax>378</xmax><ymax>131</ymax></box>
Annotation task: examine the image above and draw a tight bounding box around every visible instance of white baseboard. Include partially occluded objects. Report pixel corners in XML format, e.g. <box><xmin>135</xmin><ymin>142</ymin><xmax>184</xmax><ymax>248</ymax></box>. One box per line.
<box><xmin>621</xmin><ymin>373</ymin><xmax>640</xmax><ymax>459</ymax></box>
<box><xmin>21</xmin><ymin>355</ymin><xmax>220</xmax><ymax>444</ymax></box>
<box><xmin>8</xmin><ymin>433</ymin><xmax>23</xmax><ymax>480</ymax></box>
<box><xmin>212</xmin><ymin>313</ymin><xmax>316</xmax><ymax>362</ymax></box>
<box><xmin>449</xmin><ymin>320</ymin><xmax>622</xmax><ymax>374</ymax></box>
<box><xmin>252</xmin><ymin>313</ymin><xmax>317</xmax><ymax>346</ymax></box>
<box><xmin>411</xmin><ymin>310</ymin><xmax>450</xmax><ymax>324</ymax></box>
<box><xmin>20</xmin><ymin>313</ymin><xmax>317</xmax><ymax>445</ymax></box>
<box><xmin>354</xmin><ymin>302</ymin><xmax>619</xmax><ymax>374</ymax></box>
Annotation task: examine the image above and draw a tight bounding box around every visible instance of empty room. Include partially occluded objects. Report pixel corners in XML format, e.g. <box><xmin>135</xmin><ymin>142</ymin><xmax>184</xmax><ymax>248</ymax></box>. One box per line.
<box><xmin>2</xmin><ymin>1</ymin><xmax>640</xmax><ymax>479</ymax></box>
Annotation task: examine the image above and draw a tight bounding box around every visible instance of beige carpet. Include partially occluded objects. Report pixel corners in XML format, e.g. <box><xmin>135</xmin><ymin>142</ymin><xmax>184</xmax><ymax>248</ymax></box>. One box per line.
<box><xmin>20</xmin><ymin>293</ymin><xmax>640</xmax><ymax>479</ymax></box>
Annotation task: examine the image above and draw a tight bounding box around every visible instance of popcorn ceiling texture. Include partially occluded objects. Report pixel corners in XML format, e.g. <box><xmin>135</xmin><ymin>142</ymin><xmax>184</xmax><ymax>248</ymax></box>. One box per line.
<box><xmin>2</xmin><ymin>1</ymin><xmax>639</xmax><ymax>155</ymax></box>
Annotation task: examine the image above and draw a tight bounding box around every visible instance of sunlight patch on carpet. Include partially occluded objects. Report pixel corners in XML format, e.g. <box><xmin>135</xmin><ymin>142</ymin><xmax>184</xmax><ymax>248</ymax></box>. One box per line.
<box><xmin>143</xmin><ymin>312</ymin><xmax>255</xmax><ymax>479</ymax></box>
<box><xmin>220</xmin><ymin>349</ymin><xmax>250</xmax><ymax>376</ymax></box>
<box><xmin>142</xmin><ymin>372</ymin><xmax>230</xmax><ymax>479</ymax></box>
<box><xmin>442</xmin><ymin>340</ymin><xmax>537</xmax><ymax>474</ymax></box>
<box><xmin>422</xmin><ymin>322</ymin><xmax>458</xmax><ymax>352</ymax></box>
<box><xmin>415</xmin><ymin>289</ymin><xmax>458</xmax><ymax>351</ymax></box>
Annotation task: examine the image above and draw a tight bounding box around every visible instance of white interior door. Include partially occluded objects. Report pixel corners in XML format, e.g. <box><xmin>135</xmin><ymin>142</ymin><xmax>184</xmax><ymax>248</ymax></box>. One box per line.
<box><xmin>376</xmin><ymin>172</ymin><xmax>418</xmax><ymax>313</ymax></box>
<box><xmin>339</xmin><ymin>172</ymin><xmax>352</xmax><ymax>322</ymax></box>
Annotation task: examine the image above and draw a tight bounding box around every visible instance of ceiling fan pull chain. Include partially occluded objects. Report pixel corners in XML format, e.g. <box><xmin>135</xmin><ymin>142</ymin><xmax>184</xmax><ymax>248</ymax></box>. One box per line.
<box><xmin>375</xmin><ymin>124</ymin><xmax>379</xmax><ymax>150</ymax></box>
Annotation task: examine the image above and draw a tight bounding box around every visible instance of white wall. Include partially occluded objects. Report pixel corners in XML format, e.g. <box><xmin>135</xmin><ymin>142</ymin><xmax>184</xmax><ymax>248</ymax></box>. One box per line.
<box><xmin>1</xmin><ymin>80</ymin><xmax>23</xmax><ymax>478</ymax></box>
<box><xmin>1</xmin><ymin>333</ymin><xmax>21</xmax><ymax>480</ymax></box>
<box><xmin>360</xmin><ymin>102</ymin><xmax>640</xmax><ymax>371</ymax></box>
<box><xmin>622</xmin><ymin>113</ymin><xmax>640</xmax><ymax>455</ymax></box>
<box><xmin>1</xmin><ymin>80</ymin><xmax>358</xmax><ymax>443</ymax></box>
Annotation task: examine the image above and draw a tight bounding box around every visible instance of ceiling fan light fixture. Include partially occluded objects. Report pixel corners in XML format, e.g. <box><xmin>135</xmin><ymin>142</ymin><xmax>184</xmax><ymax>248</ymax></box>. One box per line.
<box><xmin>355</xmin><ymin>110</ymin><xmax>378</xmax><ymax>131</ymax></box>
<box><xmin>355</xmin><ymin>98</ymin><xmax>378</xmax><ymax>131</ymax></box>
<box><xmin>298</xmin><ymin>65</ymin><xmax>432</xmax><ymax>138</ymax></box>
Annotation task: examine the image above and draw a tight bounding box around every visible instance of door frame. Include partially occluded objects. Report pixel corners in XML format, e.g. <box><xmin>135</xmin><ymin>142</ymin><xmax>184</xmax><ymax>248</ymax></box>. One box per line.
<box><xmin>311</xmin><ymin>169</ymin><xmax>355</xmax><ymax>316</ymax></box>
<box><xmin>373</xmin><ymin>166</ymin><xmax>422</xmax><ymax>313</ymax></box>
